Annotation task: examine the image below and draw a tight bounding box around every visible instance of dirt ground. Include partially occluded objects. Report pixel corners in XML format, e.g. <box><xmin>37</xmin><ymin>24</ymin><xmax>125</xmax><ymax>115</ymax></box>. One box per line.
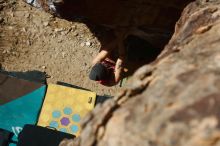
<box><xmin>0</xmin><ymin>0</ymin><xmax>121</xmax><ymax>96</ymax></box>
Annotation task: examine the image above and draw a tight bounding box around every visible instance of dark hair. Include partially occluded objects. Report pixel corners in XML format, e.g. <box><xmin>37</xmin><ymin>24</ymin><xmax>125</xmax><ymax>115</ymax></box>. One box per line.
<box><xmin>89</xmin><ymin>63</ymin><xmax>109</xmax><ymax>81</ymax></box>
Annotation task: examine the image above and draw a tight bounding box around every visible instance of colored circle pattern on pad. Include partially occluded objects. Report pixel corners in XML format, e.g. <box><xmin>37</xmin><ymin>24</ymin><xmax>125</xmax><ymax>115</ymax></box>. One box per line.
<box><xmin>72</xmin><ymin>114</ymin><xmax>81</xmax><ymax>122</ymax></box>
<box><xmin>52</xmin><ymin>111</ymin><xmax>61</xmax><ymax>118</ymax></box>
<box><xmin>49</xmin><ymin>107</ymin><xmax>81</xmax><ymax>135</ymax></box>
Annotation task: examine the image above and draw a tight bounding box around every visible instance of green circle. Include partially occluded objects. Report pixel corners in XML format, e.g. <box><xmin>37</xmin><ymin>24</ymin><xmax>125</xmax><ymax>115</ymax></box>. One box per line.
<box><xmin>52</xmin><ymin>111</ymin><xmax>61</xmax><ymax>118</ymax></box>
<box><xmin>49</xmin><ymin>121</ymin><xmax>59</xmax><ymax>128</ymax></box>
<box><xmin>63</xmin><ymin>107</ymin><xmax>72</xmax><ymax>115</ymax></box>
<box><xmin>72</xmin><ymin>114</ymin><xmax>81</xmax><ymax>122</ymax></box>
<box><xmin>70</xmin><ymin>125</ymin><xmax>79</xmax><ymax>133</ymax></box>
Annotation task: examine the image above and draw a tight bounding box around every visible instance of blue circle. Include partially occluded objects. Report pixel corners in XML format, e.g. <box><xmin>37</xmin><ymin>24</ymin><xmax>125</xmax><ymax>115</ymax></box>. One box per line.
<box><xmin>52</xmin><ymin>111</ymin><xmax>61</xmax><ymax>118</ymax></box>
<box><xmin>49</xmin><ymin>121</ymin><xmax>59</xmax><ymax>128</ymax></box>
<box><xmin>72</xmin><ymin>114</ymin><xmax>81</xmax><ymax>122</ymax></box>
<box><xmin>70</xmin><ymin>125</ymin><xmax>78</xmax><ymax>133</ymax></box>
<box><xmin>60</xmin><ymin>128</ymin><xmax>67</xmax><ymax>133</ymax></box>
<box><xmin>63</xmin><ymin>107</ymin><xmax>72</xmax><ymax>115</ymax></box>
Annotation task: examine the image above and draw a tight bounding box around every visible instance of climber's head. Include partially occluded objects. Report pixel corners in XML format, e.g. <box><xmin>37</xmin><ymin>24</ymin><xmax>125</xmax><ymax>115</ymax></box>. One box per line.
<box><xmin>89</xmin><ymin>63</ymin><xmax>109</xmax><ymax>82</ymax></box>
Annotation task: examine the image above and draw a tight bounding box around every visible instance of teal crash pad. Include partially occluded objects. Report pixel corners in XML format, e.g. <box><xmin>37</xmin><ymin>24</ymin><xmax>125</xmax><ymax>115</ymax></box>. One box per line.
<box><xmin>0</xmin><ymin>73</ymin><xmax>46</xmax><ymax>143</ymax></box>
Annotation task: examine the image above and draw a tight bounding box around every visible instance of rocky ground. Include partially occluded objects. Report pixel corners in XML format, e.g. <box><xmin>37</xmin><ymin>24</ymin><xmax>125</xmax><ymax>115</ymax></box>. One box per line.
<box><xmin>0</xmin><ymin>0</ymin><xmax>121</xmax><ymax>96</ymax></box>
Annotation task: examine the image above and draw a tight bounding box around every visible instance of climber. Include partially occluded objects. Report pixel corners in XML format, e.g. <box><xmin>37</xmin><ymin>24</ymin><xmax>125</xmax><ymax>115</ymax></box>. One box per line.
<box><xmin>89</xmin><ymin>43</ymin><xmax>125</xmax><ymax>86</ymax></box>
<box><xmin>89</xmin><ymin>34</ymin><xmax>163</xmax><ymax>86</ymax></box>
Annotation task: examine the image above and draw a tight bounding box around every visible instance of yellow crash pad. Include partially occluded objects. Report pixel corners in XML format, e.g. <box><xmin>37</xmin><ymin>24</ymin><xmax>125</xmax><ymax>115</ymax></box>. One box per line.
<box><xmin>37</xmin><ymin>84</ymin><xmax>96</xmax><ymax>137</ymax></box>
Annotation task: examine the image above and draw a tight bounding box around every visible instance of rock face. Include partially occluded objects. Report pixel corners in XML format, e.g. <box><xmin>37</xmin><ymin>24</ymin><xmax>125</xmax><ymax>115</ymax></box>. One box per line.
<box><xmin>26</xmin><ymin>0</ymin><xmax>192</xmax><ymax>30</ymax></box>
<box><xmin>60</xmin><ymin>0</ymin><xmax>220</xmax><ymax>146</ymax></box>
<box><xmin>24</xmin><ymin>0</ymin><xmax>193</xmax><ymax>50</ymax></box>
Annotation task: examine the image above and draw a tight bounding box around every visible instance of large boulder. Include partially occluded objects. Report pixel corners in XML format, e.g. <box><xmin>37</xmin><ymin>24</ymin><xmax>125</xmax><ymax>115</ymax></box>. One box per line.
<box><xmin>60</xmin><ymin>0</ymin><xmax>220</xmax><ymax>146</ymax></box>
